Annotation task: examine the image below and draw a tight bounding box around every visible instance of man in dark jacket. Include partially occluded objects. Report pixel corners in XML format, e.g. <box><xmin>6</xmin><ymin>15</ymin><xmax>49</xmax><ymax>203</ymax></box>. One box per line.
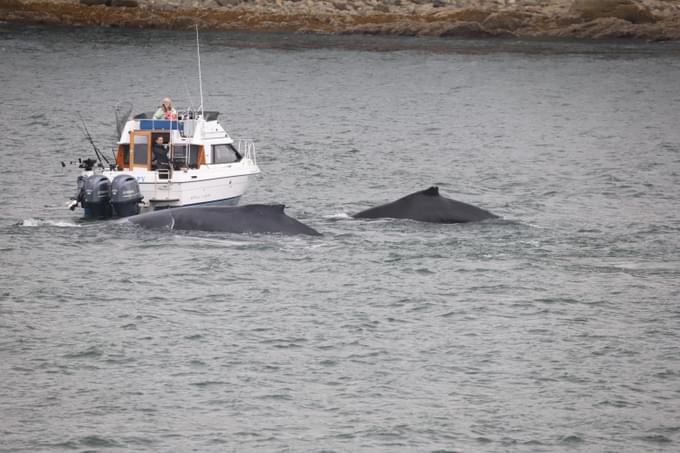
<box><xmin>152</xmin><ymin>136</ymin><xmax>169</xmax><ymax>170</ymax></box>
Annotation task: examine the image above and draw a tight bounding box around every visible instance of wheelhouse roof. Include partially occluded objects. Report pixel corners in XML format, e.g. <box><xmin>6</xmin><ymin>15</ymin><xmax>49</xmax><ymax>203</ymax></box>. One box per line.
<box><xmin>133</xmin><ymin>111</ymin><xmax>221</xmax><ymax>121</ymax></box>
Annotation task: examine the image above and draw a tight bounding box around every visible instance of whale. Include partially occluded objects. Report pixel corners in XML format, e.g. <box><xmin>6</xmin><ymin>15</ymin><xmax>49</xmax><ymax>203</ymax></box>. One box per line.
<box><xmin>353</xmin><ymin>186</ymin><xmax>498</xmax><ymax>223</ymax></box>
<box><xmin>126</xmin><ymin>204</ymin><xmax>321</xmax><ymax>236</ymax></box>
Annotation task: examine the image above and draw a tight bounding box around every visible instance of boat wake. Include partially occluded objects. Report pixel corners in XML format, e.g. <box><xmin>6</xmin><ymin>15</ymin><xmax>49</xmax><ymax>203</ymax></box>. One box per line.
<box><xmin>19</xmin><ymin>218</ymin><xmax>81</xmax><ymax>228</ymax></box>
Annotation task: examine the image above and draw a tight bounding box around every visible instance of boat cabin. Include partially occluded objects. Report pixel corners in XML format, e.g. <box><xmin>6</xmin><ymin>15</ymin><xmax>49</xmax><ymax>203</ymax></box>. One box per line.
<box><xmin>114</xmin><ymin>116</ymin><xmax>243</xmax><ymax>173</ymax></box>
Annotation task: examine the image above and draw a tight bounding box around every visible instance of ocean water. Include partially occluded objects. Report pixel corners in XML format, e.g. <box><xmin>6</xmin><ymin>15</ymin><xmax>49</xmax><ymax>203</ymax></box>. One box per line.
<box><xmin>1</xmin><ymin>25</ymin><xmax>679</xmax><ymax>452</ymax></box>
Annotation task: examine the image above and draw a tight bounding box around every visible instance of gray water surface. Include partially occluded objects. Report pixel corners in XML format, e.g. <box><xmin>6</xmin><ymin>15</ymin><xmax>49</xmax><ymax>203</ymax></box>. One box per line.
<box><xmin>1</xmin><ymin>25</ymin><xmax>679</xmax><ymax>452</ymax></box>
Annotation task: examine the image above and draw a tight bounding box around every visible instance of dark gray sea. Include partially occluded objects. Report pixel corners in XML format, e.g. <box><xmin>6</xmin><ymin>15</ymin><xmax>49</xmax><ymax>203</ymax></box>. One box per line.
<box><xmin>1</xmin><ymin>24</ymin><xmax>679</xmax><ymax>452</ymax></box>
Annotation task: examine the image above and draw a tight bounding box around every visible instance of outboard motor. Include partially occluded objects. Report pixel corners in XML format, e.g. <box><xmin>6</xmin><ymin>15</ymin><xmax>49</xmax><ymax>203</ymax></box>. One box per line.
<box><xmin>111</xmin><ymin>174</ymin><xmax>143</xmax><ymax>218</ymax></box>
<box><xmin>82</xmin><ymin>174</ymin><xmax>112</xmax><ymax>219</ymax></box>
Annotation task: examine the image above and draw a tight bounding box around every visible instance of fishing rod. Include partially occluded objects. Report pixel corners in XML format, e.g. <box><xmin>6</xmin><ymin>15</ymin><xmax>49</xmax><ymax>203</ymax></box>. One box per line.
<box><xmin>77</xmin><ymin>113</ymin><xmax>110</xmax><ymax>167</ymax></box>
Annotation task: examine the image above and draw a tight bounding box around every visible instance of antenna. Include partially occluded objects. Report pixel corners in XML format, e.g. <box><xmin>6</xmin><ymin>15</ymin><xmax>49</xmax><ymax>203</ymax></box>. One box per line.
<box><xmin>195</xmin><ymin>24</ymin><xmax>204</xmax><ymax>118</ymax></box>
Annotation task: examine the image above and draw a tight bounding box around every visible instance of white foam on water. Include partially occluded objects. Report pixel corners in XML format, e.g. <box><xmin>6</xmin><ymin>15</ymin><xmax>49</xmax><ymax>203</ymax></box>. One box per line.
<box><xmin>20</xmin><ymin>218</ymin><xmax>81</xmax><ymax>228</ymax></box>
<box><xmin>323</xmin><ymin>212</ymin><xmax>353</xmax><ymax>220</ymax></box>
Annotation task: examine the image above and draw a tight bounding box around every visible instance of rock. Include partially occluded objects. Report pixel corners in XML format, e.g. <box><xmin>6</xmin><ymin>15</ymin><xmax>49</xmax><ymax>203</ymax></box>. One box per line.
<box><xmin>548</xmin><ymin>15</ymin><xmax>674</xmax><ymax>39</ymax></box>
<box><xmin>1</xmin><ymin>0</ymin><xmax>679</xmax><ymax>41</ymax></box>
<box><xmin>581</xmin><ymin>16</ymin><xmax>639</xmax><ymax>37</ymax></box>
<box><xmin>436</xmin><ymin>20</ymin><xmax>491</xmax><ymax>37</ymax></box>
<box><xmin>169</xmin><ymin>15</ymin><xmax>198</xmax><ymax>28</ymax></box>
<box><xmin>332</xmin><ymin>1</ymin><xmax>349</xmax><ymax>11</ymax></box>
<box><xmin>570</xmin><ymin>0</ymin><xmax>657</xmax><ymax>24</ymax></box>
<box><xmin>111</xmin><ymin>0</ymin><xmax>139</xmax><ymax>6</ymax></box>
<box><xmin>430</xmin><ymin>8</ymin><xmax>492</xmax><ymax>23</ymax></box>
<box><xmin>482</xmin><ymin>11</ymin><xmax>531</xmax><ymax>31</ymax></box>
<box><xmin>80</xmin><ymin>0</ymin><xmax>111</xmax><ymax>5</ymax></box>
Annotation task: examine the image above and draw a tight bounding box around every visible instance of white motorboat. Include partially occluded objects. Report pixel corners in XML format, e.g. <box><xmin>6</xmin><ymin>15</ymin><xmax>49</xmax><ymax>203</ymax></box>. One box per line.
<box><xmin>69</xmin><ymin>27</ymin><xmax>260</xmax><ymax>219</ymax></box>
<box><xmin>70</xmin><ymin>109</ymin><xmax>260</xmax><ymax>219</ymax></box>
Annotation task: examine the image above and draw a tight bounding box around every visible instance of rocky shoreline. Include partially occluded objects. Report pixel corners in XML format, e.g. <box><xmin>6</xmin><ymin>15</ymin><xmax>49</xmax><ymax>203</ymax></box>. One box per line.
<box><xmin>2</xmin><ymin>0</ymin><xmax>680</xmax><ymax>41</ymax></box>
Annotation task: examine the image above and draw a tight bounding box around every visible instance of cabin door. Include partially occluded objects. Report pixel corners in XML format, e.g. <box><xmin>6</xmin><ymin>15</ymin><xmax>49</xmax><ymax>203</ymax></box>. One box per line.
<box><xmin>130</xmin><ymin>131</ymin><xmax>151</xmax><ymax>170</ymax></box>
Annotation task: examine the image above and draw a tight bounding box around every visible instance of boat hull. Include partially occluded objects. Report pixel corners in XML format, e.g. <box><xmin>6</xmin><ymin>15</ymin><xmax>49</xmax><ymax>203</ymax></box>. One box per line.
<box><xmin>138</xmin><ymin>172</ymin><xmax>254</xmax><ymax>212</ymax></box>
<box><xmin>77</xmin><ymin>166</ymin><xmax>258</xmax><ymax>219</ymax></box>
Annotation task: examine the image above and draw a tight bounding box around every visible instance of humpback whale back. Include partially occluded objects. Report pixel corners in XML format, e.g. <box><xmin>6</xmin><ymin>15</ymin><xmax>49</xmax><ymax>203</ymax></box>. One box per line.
<box><xmin>353</xmin><ymin>186</ymin><xmax>497</xmax><ymax>223</ymax></box>
<box><xmin>127</xmin><ymin>204</ymin><xmax>321</xmax><ymax>236</ymax></box>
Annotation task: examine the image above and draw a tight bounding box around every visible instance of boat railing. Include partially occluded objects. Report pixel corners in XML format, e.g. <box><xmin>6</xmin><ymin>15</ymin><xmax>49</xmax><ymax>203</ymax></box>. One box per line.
<box><xmin>235</xmin><ymin>139</ymin><xmax>257</xmax><ymax>165</ymax></box>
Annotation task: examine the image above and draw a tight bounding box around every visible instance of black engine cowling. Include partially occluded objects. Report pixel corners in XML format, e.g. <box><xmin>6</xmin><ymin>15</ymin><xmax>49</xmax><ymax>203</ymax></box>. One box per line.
<box><xmin>111</xmin><ymin>174</ymin><xmax>143</xmax><ymax>218</ymax></box>
<box><xmin>83</xmin><ymin>174</ymin><xmax>112</xmax><ymax>219</ymax></box>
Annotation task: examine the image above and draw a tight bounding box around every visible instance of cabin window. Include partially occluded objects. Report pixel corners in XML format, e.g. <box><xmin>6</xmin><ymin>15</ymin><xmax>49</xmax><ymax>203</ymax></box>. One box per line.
<box><xmin>133</xmin><ymin>135</ymin><xmax>148</xmax><ymax>165</ymax></box>
<box><xmin>189</xmin><ymin>145</ymin><xmax>202</xmax><ymax>168</ymax></box>
<box><xmin>170</xmin><ymin>144</ymin><xmax>202</xmax><ymax>169</ymax></box>
<box><xmin>212</xmin><ymin>144</ymin><xmax>242</xmax><ymax>164</ymax></box>
<box><xmin>172</xmin><ymin>144</ymin><xmax>187</xmax><ymax>169</ymax></box>
<box><xmin>116</xmin><ymin>144</ymin><xmax>130</xmax><ymax>169</ymax></box>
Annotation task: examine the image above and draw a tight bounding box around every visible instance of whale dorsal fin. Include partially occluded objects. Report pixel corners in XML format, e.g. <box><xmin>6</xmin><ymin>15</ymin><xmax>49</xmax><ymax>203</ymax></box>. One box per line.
<box><xmin>422</xmin><ymin>186</ymin><xmax>439</xmax><ymax>196</ymax></box>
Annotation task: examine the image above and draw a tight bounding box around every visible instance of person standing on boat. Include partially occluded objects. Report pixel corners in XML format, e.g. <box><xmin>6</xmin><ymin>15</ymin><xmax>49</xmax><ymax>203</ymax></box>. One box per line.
<box><xmin>153</xmin><ymin>97</ymin><xmax>177</xmax><ymax>120</ymax></box>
